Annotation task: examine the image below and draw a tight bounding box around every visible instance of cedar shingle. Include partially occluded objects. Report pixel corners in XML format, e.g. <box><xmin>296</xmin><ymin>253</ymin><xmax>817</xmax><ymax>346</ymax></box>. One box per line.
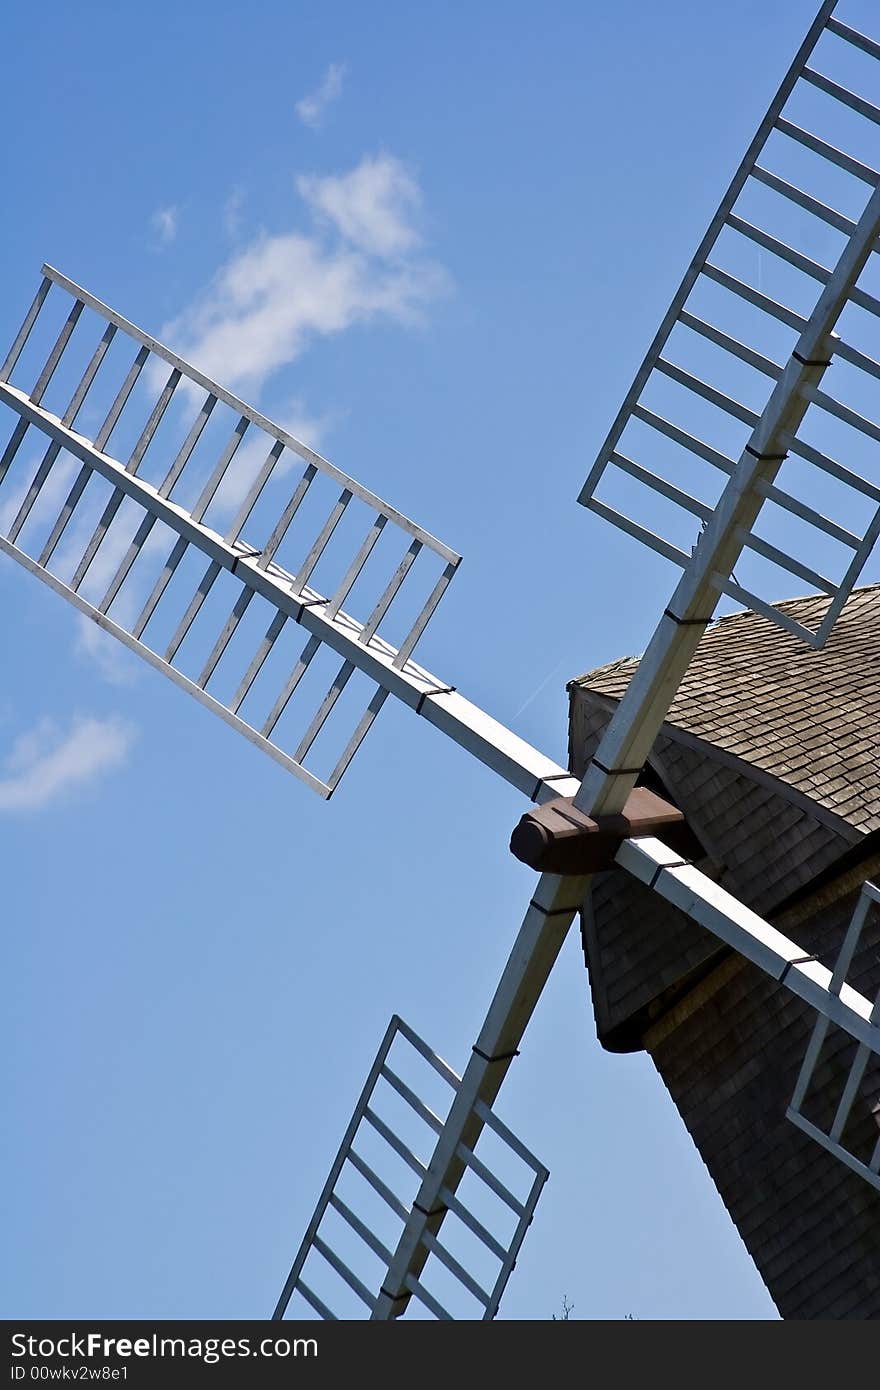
<box><xmin>569</xmin><ymin>584</ymin><xmax>880</xmax><ymax>835</ymax></box>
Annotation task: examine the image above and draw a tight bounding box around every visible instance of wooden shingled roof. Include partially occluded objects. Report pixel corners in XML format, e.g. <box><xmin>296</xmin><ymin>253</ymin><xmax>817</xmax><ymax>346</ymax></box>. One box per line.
<box><xmin>569</xmin><ymin>584</ymin><xmax>880</xmax><ymax>836</ymax></box>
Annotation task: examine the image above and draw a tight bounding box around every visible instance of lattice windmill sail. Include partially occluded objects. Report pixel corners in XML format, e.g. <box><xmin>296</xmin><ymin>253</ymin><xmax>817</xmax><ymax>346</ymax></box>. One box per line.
<box><xmin>271</xmin><ymin>1018</ymin><xmax>549</xmax><ymax>1321</ymax></box>
<box><xmin>0</xmin><ymin>265</ymin><xmax>574</xmax><ymax>805</ymax></box>
<box><xmin>3</xmin><ymin>0</ymin><xmax>880</xmax><ymax>1322</ymax></box>
<box><xmin>579</xmin><ymin>0</ymin><xmax>880</xmax><ymax>650</ymax></box>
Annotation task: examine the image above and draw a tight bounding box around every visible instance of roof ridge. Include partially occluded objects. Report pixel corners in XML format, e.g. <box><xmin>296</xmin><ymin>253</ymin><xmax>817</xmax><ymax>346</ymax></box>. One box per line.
<box><xmin>568</xmin><ymin>583</ymin><xmax>880</xmax><ymax>836</ymax></box>
<box><xmin>706</xmin><ymin>582</ymin><xmax>880</xmax><ymax>629</ymax></box>
<box><xmin>570</xmin><ymin>583</ymin><xmax>880</xmax><ymax>687</ymax></box>
<box><xmin>567</xmin><ymin>653</ymin><xmax>638</xmax><ymax>689</ymax></box>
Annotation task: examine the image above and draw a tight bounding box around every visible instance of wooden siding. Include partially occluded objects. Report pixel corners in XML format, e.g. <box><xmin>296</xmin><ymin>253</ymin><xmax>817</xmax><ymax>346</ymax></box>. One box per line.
<box><xmin>569</xmin><ymin>687</ymin><xmax>856</xmax><ymax>1050</ymax></box>
<box><xmin>647</xmin><ymin>887</ymin><xmax>880</xmax><ymax>1319</ymax></box>
<box><xmin>567</xmin><ymin>671</ymin><xmax>880</xmax><ymax>1317</ymax></box>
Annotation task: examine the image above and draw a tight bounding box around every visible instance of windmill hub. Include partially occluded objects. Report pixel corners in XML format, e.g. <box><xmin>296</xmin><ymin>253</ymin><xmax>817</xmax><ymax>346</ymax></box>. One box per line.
<box><xmin>509</xmin><ymin>786</ymin><xmax>696</xmax><ymax>875</ymax></box>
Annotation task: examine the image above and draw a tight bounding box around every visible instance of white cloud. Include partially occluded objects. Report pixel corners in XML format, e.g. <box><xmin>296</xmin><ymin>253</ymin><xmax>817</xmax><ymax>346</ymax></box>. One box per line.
<box><xmin>48</xmin><ymin>504</ymin><xmax>168</xmax><ymax>684</ymax></box>
<box><xmin>296</xmin><ymin>62</ymin><xmax>346</xmax><ymax>129</ymax></box>
<box><xmin>58</xmin><ymin>499</ymin><xmax>154</xmax><ymax>610</ymax></box>
<box><xmin>0</xmin><ymin>714</ymin><xmax>135</xmax><ymax>812</ymax></box>
<box><xmin>297</xmin><ymin>154</ymin><xmax>421</xmax><ymax>257</ymax></box>
<box><xmin>0</xmin><ymin>453</ymin><xmax>76</xmax><ymax>539</ymax></box>
<box><xmin>224</xmin><ymin>187</ymin><xmax>245</xmax><ymax>238</ymax></box>
<box><xmin>75</xmin><ymin>616</ymin><xmax>138</xmax><ymax>686</ymax></box>
<box><xmin>152</xmin><ymin>206</ymin><xmax>178</xmax><ymax>246</ymax></box>
<box><xmin>0</xmin><ymin>457</ymin><xmax>147</xmax><ymax>685</ymax></box>
<box><xmin>276</xmin><ymin>398</ymin><xmax>329</xmax><ymax>451</ymax></box>
<box><xmin>161</xmin><ymin>153</ymin><xmax>446</xmax><ymax>396</ymax></box>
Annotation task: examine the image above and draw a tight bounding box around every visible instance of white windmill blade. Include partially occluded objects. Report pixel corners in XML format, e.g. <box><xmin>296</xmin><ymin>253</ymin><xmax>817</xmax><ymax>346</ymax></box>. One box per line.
<box><xmin>620</xmin><ymin>845</ymin><xmax>880</xmax><ymax>1187</ymax></box>
<box><xmin>616</xmin><ymin>839</ymin><xmax>880</xmax><ymax>1064</ymax></box>
<box><xmin>786</xmin><ymin>882</ymin><xmax>880</xmax><ymax>1191</ymax></box>
<box><xmin>579</xmin><ymin>0</ymin><xmax>880</xmax><ymax>653</ymax></box>
<box><xmin>575</xmin><ymin>10</ymin><xmax>880</xmax><ymax>823</ymax></box>
<box><xmin>367</xmin><ymin>870</ymin><xmax>586</xmax><ymax>1320</ymax></box>
<box><xmin>272</xmin><ymin>1017</ymin><xmax>548</xmax><ymax>1321</ymax></box>
<box><xmin>0</xmin><ymin>264</ymin><xmax>576</xmax><ymax>805</ymax></box>
<box><xmin>354</xmin><ymin>851</ymin><xmax>880</xmax><ymax>1321</ymax></box>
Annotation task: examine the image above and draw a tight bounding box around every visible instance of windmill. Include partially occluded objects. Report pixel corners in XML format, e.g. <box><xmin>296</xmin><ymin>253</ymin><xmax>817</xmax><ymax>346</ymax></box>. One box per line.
<box><xmin>2</xmin><ymin>0</ymin><xmax>880</xmax><ymax>1319</ymax></box>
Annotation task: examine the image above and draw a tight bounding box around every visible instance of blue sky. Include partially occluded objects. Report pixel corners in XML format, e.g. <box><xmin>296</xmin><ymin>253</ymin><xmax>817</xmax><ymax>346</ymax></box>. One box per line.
<box><xmin>2</xmin><ymin>0</ymin><xmax>878</xmax><ymax>1321</ymax></box>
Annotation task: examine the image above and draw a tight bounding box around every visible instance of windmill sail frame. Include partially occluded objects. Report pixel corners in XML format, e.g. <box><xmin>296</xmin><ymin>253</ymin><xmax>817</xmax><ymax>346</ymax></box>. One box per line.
<box><xmin>578</xmin><ymin>0</ymin><xmax>880</xmax><ymax>649</ymax></box>
<box><xmin>0</xmin><ymin>266</ymin><xmax>577</xmax><ymax>805</ymax></box>
<box><xmin>273</xmin><ymin>1016</ymin><xmax>548</xmax><ymax>1322</ymax></box>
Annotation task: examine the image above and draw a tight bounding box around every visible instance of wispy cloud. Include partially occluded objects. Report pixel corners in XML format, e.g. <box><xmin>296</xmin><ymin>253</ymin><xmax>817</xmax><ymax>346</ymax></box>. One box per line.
<box><xmin>224</xmin><ymin>187</ymin><xmax>245</xmax><ymax>238</ymax></box>
<box><xmin>0</xmin><ymin>714</ymin><xmax>135</xmax><ymax>812</ymax></box>
<box><xmin>160</xmin><ymin>153</ymin><xmax>446</xmax><ymax>396</ymax></box>
<box><xmin>0</xmin><ymin>453</ymin><xmax>76</xmax><ymax>538</ymax></box>
<box><xmin>0</xmin><ymin>456</ymin><xmax>144</xmax><ymax>686</ymax></box>
<box><xmin>296</xmin><ymin>62</ymin><xmax>346</xmax><ymax>129</ymax></box>
<box><xmin>75</xmin><ymin>617</ymin><xmax>138</xmax><ymax>686</ymax></box>
<box><xmin>44</xmin><ymin>501</ymin><xmax>170</xmax><ymax>684</ymax></box>
<box><xmin>297</xmin><ymin>155</ymin><xmax>421</xmax><ymax>257</ymax></box>
<box><xmin>151</xmin><ymin>206</ymin><xmax>179</xmax><ymax>246</ymax></box>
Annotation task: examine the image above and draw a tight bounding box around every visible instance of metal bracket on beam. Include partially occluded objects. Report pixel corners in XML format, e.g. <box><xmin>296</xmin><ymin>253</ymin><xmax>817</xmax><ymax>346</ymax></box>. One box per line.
<box><xmin>509</xmin><ymin>786</ymin><xmax>700</xmax><ymax>875</ymax></box>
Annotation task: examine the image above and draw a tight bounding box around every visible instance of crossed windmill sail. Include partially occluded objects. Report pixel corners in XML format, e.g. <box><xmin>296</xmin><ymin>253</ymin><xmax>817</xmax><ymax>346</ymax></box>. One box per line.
<box><xmin>2</xmin><ymin>0</ymin><xmax>880</xmax><ymax>1323</ymax></box>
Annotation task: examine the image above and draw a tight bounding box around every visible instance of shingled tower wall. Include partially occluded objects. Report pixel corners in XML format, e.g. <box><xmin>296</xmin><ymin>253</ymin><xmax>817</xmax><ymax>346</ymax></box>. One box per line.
<box><xmin>569</xmin><ymin>587</ymin><xmax>880</xmax><ymax>1318</ymax></box>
